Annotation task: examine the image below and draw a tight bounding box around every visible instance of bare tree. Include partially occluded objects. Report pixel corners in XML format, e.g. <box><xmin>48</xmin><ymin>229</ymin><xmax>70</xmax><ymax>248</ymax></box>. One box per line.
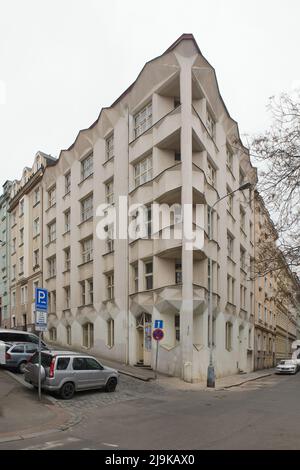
<box><xmin>251</xmin><ymin>91</ymin><xmax>300</xmax><ymax>272</ymax></box>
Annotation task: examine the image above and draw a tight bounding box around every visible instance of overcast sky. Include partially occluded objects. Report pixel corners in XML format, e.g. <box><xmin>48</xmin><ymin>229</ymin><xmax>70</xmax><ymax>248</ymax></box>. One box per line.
<box><xmin>0</xmin><ymin>0</ymin><xmax>299</xmax><ymax>186</ymax></box>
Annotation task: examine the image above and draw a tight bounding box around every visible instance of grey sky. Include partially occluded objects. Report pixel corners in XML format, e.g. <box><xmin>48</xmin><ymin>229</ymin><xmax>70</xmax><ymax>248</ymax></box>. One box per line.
<box><xmin>0</xmin><ymin>0</ymin><xmax>299</xmax><ymax>186</ymax></box>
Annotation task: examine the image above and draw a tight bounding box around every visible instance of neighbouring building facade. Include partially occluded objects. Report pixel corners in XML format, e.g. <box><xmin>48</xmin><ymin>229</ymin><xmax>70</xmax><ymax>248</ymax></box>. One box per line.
<box><xmin>8</xmin><ymin>152</ymin><xmax>56</xmax><ymax>331</ymax></box>
<box><xmin>0</xmin><ymin>180</ymin><xmax>12</xmax><ymax>328</ymax></box>
<box><xmin>42</xmin><ymin>34</ymin><xmax>257</xmax><ymax>382</ymax></box>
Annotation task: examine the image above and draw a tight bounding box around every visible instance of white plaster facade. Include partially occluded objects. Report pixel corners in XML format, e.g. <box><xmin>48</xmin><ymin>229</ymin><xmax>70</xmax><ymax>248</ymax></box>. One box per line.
<box><xmin>42</xmin><ymin>35</ymin><xmax>257</xmax><ymax>382</ymax></box>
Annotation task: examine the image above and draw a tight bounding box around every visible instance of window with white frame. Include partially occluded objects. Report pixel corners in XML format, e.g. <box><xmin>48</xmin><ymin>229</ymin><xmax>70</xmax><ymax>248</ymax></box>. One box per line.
<box><xmin>206</xmin><ymin>110</ymin><xmax>215</xmax><ymax>137</ymax></box>
<box><xmin>82</xmin><ymin>322</ymin><xmax>94</xmax><ymax>348</ymax></box>
<box><xmin>64</xmin><ymin>286</ymin><xmax>70</xmax><ymax>309</ymax></box>
<box><xmin>207</xmin><ymin>206</ymin><xmax>214</xmax><ymax>238</ymax></box>
<box><xmin>175</xmin><ymin>259</ymin><xmax>182</xmax><ymax>284</ymax></box>
<box><xmin>47</xmin><ymin>256</ymin><xmax>56</xmax><ymax>278</ymax></box>
<box><xmin>65</xmin><ymin>171</ymin><xmax>71</xmax><ymax>194</ymax></box>
<box><xmin>225</xmin><ymin>322</ymin><xmax>233</xmax><ymax>351</ymax></box>
<box><xmin>33</xmin><ymin>249</ymin><xmax>39</xmax><ymax>267</ymax></box>
<box><xmin>80</xmin><ymin>281</ymin><xmax>86</xmax><ymax>306</ymax></box>
<box><xmin>105</xmin><ymin>133</ymin><xmax>114</xmax><ymax>161</ymax></box>
<box><xmin>21</xmin><ymin>285</ymin><xmax>28</xmax><ymax>304</ymax></box>
<box><xmin>106</xmin><ymin>272</ymin><xmax>114</xmax><ymax>300</ymax></box>
<box><xmin>64</xmin><ymin>209</ymin><xmax>71</xmax><ymax>232</ymax></box>
<box><xmin>226</xmin><ymin>145</ymin><xmax>233</xmax><ymax>172</ymax></box>
<box><xmin>19</xmin><ymin>256</ymin><xmax>24</xmax><ymax>275</ymax></box>
<box><xmin>34</xmin><ymin>188</ymin><xmax>40</xmax><ymax>205</ymax></box>
<box><xmin>144</xmin><ymin>260</ymin><xmax>153</xmax><ymax>290</ymax></box>
<box><xmin>81</xmin><ymin>194</ymin><xmax>93</xmax><ymax>222</ymax></box>
<box><xmin>48</xmin><ymin>186</ymin><xmax>56</xmax><ymax>208</ymax></box>
<box><xmin>133</xmin><ymin>264</ymin><xmax>138</xmax><ymax>292</ymax></box>
<box><xmin>64</xmin><ymin>247</ymin><xmax>71</xmax><ymax>271</ymax></box>
<box><xmin>88</xmin><ymin>279</ymin><xmax>93</xmax><ymax>304</ymax></box>
<box><xmin>33</xmin><ymin>218</ymin><xmax>40</xmax><ymax>237</ymax></box>
<box><xmin>227</xmin><ymin>275</ymin><xmax>235</xmax><ymax>304</ymax></box>
<box><xmin>107</xmin><ymin>318</ymin><xmax>114</xmax><ymax>347</ymax></box>
<box><xmin>134</xmin><ymin>102</ymin><xmax>152</xmax><ymax>138</ymax></box>
<box><xmin>227</xmin><ymin>232</ymin><xmax>234</xmax><ymax>259</ymax></box>
<box><xmin>207</xmin><ymin>161</ymin><xmax>216</xmax><ymax>186</ymax></box>
<box><xmin>47</xmin><ymin>220</ymin><xmax>56</xmax><ymax>243</ymax></box>
<box><xmin>134</xmin><ymin>155</ymin><xmax>153</xmax><ymax>187</ymax></box>
<box><xmin>81</xmin><ymin>152</ymin><xmax>93</xmax><ymax>180</ymax></box>
<box><xmin>105</xmin><ymin>179</ymin><xmax>114</xmax><ymax>205</ymax></box>
<box><xmin>81</xmin><ymin>237</ymin><xmax>93</xmax><ymax>263</ymax></box>
<box><xmin>106</xmin><ymin>225</ymin><xmax>114</xmax><ymax>253</ymax></box>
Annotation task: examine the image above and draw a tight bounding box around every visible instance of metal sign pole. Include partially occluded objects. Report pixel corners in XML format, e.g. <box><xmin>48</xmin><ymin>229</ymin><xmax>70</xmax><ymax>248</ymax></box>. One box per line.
<box><xmin>155</xmin><ymin>340</ymin><xmax>159</xmax><ymax>379</ymax></box>
<box><xmin>38</xmin><ymin>330</ymin><xmax>41</xmax><ymax>401</ymax></box>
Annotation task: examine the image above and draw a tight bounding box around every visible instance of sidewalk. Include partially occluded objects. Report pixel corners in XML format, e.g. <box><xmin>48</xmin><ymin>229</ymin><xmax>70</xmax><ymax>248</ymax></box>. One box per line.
<box><xmin>0</xmin><ymin>369</ymin><xmax>74</xmax><ymax>443</ymax></box>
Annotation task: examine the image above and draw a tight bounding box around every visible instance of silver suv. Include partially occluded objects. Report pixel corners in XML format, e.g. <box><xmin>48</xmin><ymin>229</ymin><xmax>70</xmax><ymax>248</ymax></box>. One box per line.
<box><xmin>24</xmin><ymin>350</ymin><xmax>119</xmax><ymax>399</ymax></box>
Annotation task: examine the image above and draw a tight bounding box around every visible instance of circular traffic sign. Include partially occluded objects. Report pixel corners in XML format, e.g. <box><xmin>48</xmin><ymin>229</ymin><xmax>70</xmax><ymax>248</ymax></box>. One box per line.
<box><xmin>153</xmin><ymin>328</ymin><xmax>164</xmax><ymax>341</ymax></box>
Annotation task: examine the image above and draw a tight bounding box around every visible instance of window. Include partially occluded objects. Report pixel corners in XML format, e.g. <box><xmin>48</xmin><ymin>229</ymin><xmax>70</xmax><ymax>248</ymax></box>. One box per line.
<box><xmin>133</xmin><ymin>264</ymin><xmax>138</xmax><ymax>292</ymax></box>
<box><xmin>65</xmin><ymin>172</ymin><xmax>71</xmax><ymax>194</ymax></box>
<box><xmin>134</xmin><ymin>102</ymin><xmax>152</xmax><ymax>138</ymax></box>
<box><xmin>82</xmin><ymin>322</ymin><xmax>94</xmax><ymax>348</ymax></box>
<box><xmin>258</xmin><ymin>303</ymin><xmax>261</xmax><ymax>320</ymax></box>
<box><xmin>57</xmin><ymin>357</ymin><xmax>70</xmax><ymax>370</ymax></box>
<box><xmin>105</xmin><ymin>134</ymin><xmax>114</xmax><ymax>161</ymax></box>
<box><xmin>11</xmin><ymin>212</ymin><xmax>16</xmax><ymax>227</ymax></box>
<box><xmin>81</xmin><ymin>237</ymin><xmax>93</xmax><ymax>263</ymax></box>
<box><xmin>12</xmin><ymin>238</ymin><xmax>16</xmax><ymax>253</ymax></box>
<box><xmin>248</xmin><ymin>328</ymin><xmax>252</xmax><ymax>349</ymax></box>
<box><xmin>227</xmin><ymin>232</ymin><xmax>234</xmax><ymax>259</ymax></box>
<box><xmin>264</xmin><ymin>307</ymin><xmax>268</xmax><ymax>323</ymax></box>
<box><xmin>64</xmin><ymin>209</ymin><xmax>71</xmax><ymax>232</ymax></box>
<box><xmin>175</xmin><ymin>260</ymin><xmax>182</xmax><ymax>284</ymax></box>
<box><xmin>12</xmin><ymin>315</ymin><xmax>16</xmax><ymax>327</ymax></box>
<box><xmin>64</xmin><ymin>286</ymin><xmax>70</xmax><ymax>309</ymax></box>
<box><xmin>106</xmin><ymin>273</ymin><xmax>114</xmax><ymax>300</ymax></box>
<box><xmin>33</xmin><ymin>280</ymin><xmax>39</xmax><ymax>298</ymax></box>
<box><xmin>49</xmin><ymin>328</ymin><xmax>57</xmax><ymax>341</ymax></box>
<box><xmin>19</xmin><ymin>256</ymin><xmax>24</xmax><ymax>275</ymax></box>
<box><xmin>81</xmin><ymin>194</ymin><xmax>93</xmax><ymax>222</ymax></box>
<box><xmin>12</xmin><ymin>264</ymin><xmax>16</xmax><ymax>280</ymax></box>
<box><xmin>174</xmin><ymin>152</ymin><xmax>181</xmax><ymax>162</ymax></box>
<box><xmin>207</xmin><ymin>161</ymin><xmax>216</xmax><ymax>186</ymax></box>
<box><xmin>47</xmin><ymin>220</ymin><xmax>56</xmax><ymax>243</ymax></box>
<box><xmin>33</xmin><ymin>249</ymin><xmax>39</xmax><ymax>267</ymax></box>
<box><xmin>134</xmin><ymin>155</ymin><xmax>153</xmax><ymax>187</ymax></box>
<box><xmin>145</xmin><ymin>260</ymin><xmax>153</xmax><ymax>290</ymax></box>
<box><xmin>240</xmin><ymin>207</ymin><xmax>246</xmax><ymax>232</ymax></box>
<box><xmin>50</xmin><ymin>290</ymin><xmax>56</xmax><ymax>312</ymax></box>
<box><xmin>206</xmin><ymin>110</ymin><xmax>215</xmax><ymax>137</ymax></box>
<box><xmin>257</xmin><ymin>334</ymin><xmax>261</xmax><ymax>351</ymax></box>
<box><xmin>64</xmin><ymin>247</ymin><xmax>71</xmax><ymax>271</ymax></box>
<box><xmin>145</xmin><ymin>206</ymin><xmax>152</xmax><ymax>238</ymax></box>
<box><xmin>240</xmin><ymin>246</ymin><xmax>246</xmax><ymax>271</ymax></box>
<box><xmin>19</xmin><ymin>199</ymin><xmax>24</xmax><ymax>216</ymax></box>
<box><xmin>240</xmin><ymin>284</ymin><xmax>246</xmax><ymax>309</ymax></box>
<box><xmin>33</xmin><ymin>218</ymin><xmax>40</xmax><ymax>237</ymax></box>
<box><xmin>226</xmin><ymin>145</ymin><xmax>233</xmax><ymax>172</ymax></box>
<box><xmin>227</xmin><ymin>187</ymin><xmax>233</xmax><ymax>214</ymax></box>
<box><xmin>11</xmin><ymin>291</ymin><xmax>16</xmax><ymax>308</ymax></box>
<box><xmin>19</xmin><ymin>228</ymin><xmax>24</xmax><ymax>245</ymax></box>
<box><xmin>106</xmin><ymin>225</ymin><xmax>114</xmax><ymax>253</ymax></box>
<box><xmin>47</xmin><ymin>256</ymin><xmax>56</xmax><ymax>278</ymax></box>
<box><xmin>48</xmin><ymin>186</ymin><xmax>56</xmax><ymax>208</ymax></box>
<box><xmin>66</xmin><ymin>325</ymin><xmax>72</xmax><ymax>345</ymax></box>
<box><xmin>107</xmin><ymin>319</ymin><xmax>114</xmax><ymax>347</ymax></box>
<box><xmin>105</xmin><ymin>179</ymin><xmax>114</xmax><ymax>205</ymax></box>
<box><xmin>225</xmin><ymin>322</ymin><xmax>233</xmax><ymax>351</ymax></box>
<box><xmin>80</xmin><ymin>281</ymin><xmax>86</xmax><ymax>306</ymax></box>
<box><xmin>81</xmin><ymin>152</ymin><xmax>93</xmax><ymax>180</ymax></box>
<box><xmin>21</xmin><ymin>286</ymin><xmax>28</xmax><ymax>304</ymax></box>
<box><xmin>227</xmin><ymin>275</ymin><xmax>235</xmax><ymax>304</ymax></box>
<box><xmin>175</xmin><ymin>315</ymin><xmax>180</xmax><ymax>342</ymax></box>
<box><xmin>207</xmin><ymin>206</ymin><xmax>213</xmax><ymax>238</ymax></box>
<box><xmin>88</xmin><ymin>279</ymin><xmax>93</xmax><ymax>304</ymax></box>
<box><xmin>34</xmin><ymin>188</ymin><xmax>40</xmax><ymax>205</ymax></box>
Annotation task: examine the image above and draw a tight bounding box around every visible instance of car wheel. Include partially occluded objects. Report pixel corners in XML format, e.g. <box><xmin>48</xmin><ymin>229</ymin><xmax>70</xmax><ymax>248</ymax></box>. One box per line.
<box><xmin>105</xmin><ymin>377</ymin><xmax>117</xmax><ymax>393</ymax></box>
<box><xmin>18</xmin><ymin>362</ymin><xmax>27</xmax><ymax>374</ymax></box>
<box><xmin>60</xmin><ymin>382</ymin><xmax>75</xmax><ymax>400</ymax></box>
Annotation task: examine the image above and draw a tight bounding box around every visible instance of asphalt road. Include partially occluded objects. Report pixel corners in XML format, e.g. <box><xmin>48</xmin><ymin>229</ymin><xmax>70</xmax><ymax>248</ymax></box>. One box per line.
<box><xmin>1</xmin><ymin>372</ymin><xmax>300</xmax><ymax>450</ymax></box>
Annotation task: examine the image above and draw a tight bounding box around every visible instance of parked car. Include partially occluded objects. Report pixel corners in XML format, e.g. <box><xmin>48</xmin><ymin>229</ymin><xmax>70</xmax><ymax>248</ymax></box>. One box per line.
<box><xmin>24</xmin><ymin>350</ymin><xmax>119</xmax><ymax>399</ymax></box>
<box><xmin>275</xmin><ymin>360</ymin><xmax>299</xmax><ymax>375</ymax></box>
<box><xmin>4</xmin><ymin>342</ymin><xmax>49</xmax><ymax>373</ymax></box>
<box><xmin>0</xmin><ymin>329</ymin><xmax>48</xmax><ymax>348</ymax></box>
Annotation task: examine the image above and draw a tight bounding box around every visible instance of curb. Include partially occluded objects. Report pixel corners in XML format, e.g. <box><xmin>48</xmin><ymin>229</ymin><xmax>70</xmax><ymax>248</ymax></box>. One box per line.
<box><xmin>216</xmin><ymin>372</ymin><xmax>274</xmax><ymax>390</ymax></box>
<box><xmin>117</xmin><ymin>369</ymin><xmax>155</xmax><ymax>382</ymax></box>
<box><xmin>0</xmin><ymin>371</ymin><xmax>82</xmax><ymax>444</ymax></box>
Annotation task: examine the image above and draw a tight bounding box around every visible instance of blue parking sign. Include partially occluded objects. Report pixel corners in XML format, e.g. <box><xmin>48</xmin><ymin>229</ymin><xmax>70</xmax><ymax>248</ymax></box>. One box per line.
<box><xmin>35</xmin><ymin>288</ymin><xmax>48</xmax><ymax>312</ymax></box>
<box><xmin>154</xmin><ymin>320</ymin><xmax>164</xmax><ymax>329</ymax></box>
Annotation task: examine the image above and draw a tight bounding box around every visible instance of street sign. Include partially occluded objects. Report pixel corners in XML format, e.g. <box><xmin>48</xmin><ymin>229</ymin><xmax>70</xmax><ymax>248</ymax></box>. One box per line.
<box><xmin>153</xmin><ymin>328</ymin><xmax>164</xmax><ymax>341</ymax></box>
<box><xmin>154</xmin><ymin>320</ymin><xmax>164</xmax><ymax>329</ymax></box>
<box><xmin>35</xmin><ymin>288</ymin><xmax>48</xmax><ymax>312</ymax></box>
<box><xmin>35</xmin><ymin>310</ymin><xmax>48</xmax><ymax>331</ymax></box>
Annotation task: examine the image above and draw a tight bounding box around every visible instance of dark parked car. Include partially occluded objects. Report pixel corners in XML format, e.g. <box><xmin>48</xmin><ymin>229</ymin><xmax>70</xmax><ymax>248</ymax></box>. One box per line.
<box><xmin>4</xmin><ymin>342</ymin><xmax>49</xmax><ymax>373</ymax></box>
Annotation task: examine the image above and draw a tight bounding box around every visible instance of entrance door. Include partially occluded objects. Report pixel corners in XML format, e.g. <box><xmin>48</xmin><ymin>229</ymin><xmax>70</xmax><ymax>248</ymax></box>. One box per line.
<box><xmin>238</xmin><ymin>326</ymin><xmax>244</xmax><ymax>371</ymax></box>
<box><xmin>136</xmin><ymin>313</ymin><xmax>152</xmax><ymax>366</ymax></box>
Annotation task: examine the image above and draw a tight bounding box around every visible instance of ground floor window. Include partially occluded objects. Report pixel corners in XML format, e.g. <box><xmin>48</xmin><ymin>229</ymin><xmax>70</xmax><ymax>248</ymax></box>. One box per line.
<box><xmin>82</xmin><ymin>322</ymin><xmax>94</xmax><ymax>348</ymax></box>
<box><xmin>66</xmin><ymin>325</ymin><xmax>72</xmax><ymax>345</ymax></box>
<box><xmin>107</xmin><ymin>319</ymin><xmax>114</xmax><ymax>347</ymax></box>
<box><xmin>225</xmin><ymin>322</ymin><xmax>233</xmax><ymax>351</ymax></box>
<box><xmin>49</xmin><ymin>327</ymin><xmax>57</xmax><ymax>341</ymax></box>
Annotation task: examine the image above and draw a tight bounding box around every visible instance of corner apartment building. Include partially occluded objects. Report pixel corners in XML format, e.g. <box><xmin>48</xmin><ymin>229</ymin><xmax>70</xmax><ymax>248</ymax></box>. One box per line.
<box><xmin>9</xmin><ymin>152</ymin><xmax>56</xmax><ymax>331</ymax></box>
<box><xmin>42</xmin><ymin>34</ymin><xmax>257</xmax><ymax>382</ymax></box>
<box><xmin>0</xmin><ymin>180</ymin><xmax>12</xmax><ymax>327</ymax></box>
<box><xmin>253</xmin><ymin>191</ymin><xmax>277</xmax><ymax>369</ymax></box>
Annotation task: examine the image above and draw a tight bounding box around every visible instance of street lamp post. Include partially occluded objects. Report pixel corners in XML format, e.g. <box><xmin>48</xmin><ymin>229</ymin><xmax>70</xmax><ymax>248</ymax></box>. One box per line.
<box><xmin>207</xmin><ymin>182</ymin><xmax>252</xmax><ymax>388</ymax></box>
